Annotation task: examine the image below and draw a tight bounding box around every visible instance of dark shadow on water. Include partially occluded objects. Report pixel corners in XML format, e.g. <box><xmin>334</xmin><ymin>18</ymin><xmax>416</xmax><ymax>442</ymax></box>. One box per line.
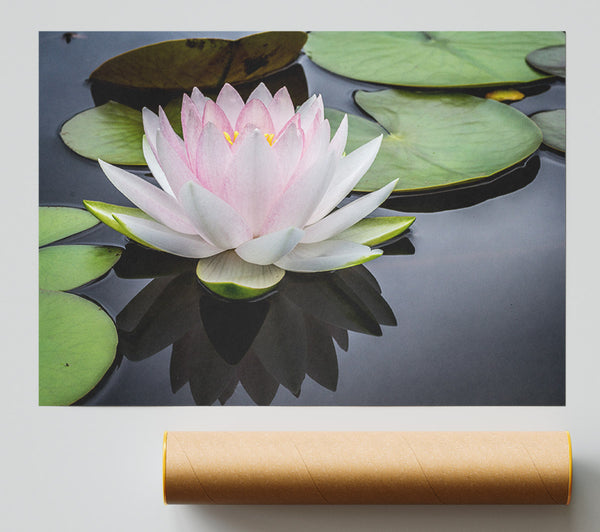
<box><xmin>382</xmin><ymin>155</ymin><xmax>540</xmax><ymax>213</ymax></box>
<box><xmin>110</xmin><ymin>249</ymin><xmax>398</xmax><ymax>405</ymax></box>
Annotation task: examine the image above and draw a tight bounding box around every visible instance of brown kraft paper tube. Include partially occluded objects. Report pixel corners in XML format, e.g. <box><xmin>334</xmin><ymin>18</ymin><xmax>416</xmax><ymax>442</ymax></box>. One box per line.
<box><xmin>163</xmin><ymin>431</ymin><xmax>572</xmax><ymax>505</ymax></box>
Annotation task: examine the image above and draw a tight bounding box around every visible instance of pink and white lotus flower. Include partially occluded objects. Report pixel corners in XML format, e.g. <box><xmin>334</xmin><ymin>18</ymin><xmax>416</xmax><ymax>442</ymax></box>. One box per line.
<box><xmin>85</xmin><ymin>83</ymin><xmax>412</xmax><ymax>298</ymax></box>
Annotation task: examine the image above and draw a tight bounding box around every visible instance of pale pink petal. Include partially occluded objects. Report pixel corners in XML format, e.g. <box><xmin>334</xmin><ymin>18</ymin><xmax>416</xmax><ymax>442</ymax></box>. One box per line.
<box><xmin>178</xmin><ymin>181</ymin><xmax>253</xmax><ymax>249</ymax></box>
<box><xmin>202</xmin><ymin>99</ymin><xmax>233</xmax><ymax>136</ymax></box>
<box><xmin>142</xmin><ymin>136</ymin><xmax>174</xmax><ymax>197</ymax></box>
<box><xmin>298</xmin><ymin>95</ymin><xmax>324</xmax><ymax>130</ymax></box>
<box><xmin>216</xmin><ymin>83</ymin><xmax>245</xmax><ymax>128</ymax></box>
<box><xmin>156</xmin><ymin>129</ymin><xmax>198</xmax><ymax>196</ymax></box>
<box><xmin>114</xmin><ymin>214</ymin><xmax>222</xmax><ymax>258</ymax></box>
<box><xmin>181</xmin><ymin>93</ymin><xmax>204</xmax><ymax>169</ymax></box>
<box><xmin>142</xmin><ymin>107</ymin><xmax>159</xmax><ymax>153</ymax></box>
<box><xmin>274</xmin><ymin>113</ymin><xmax>300</xmax><ymax>141</ymax></box>
<box><xmin>268</xmin><ymin>87</ymin><xmax>295</xmax><ymax>134</ymax></box>
<box><xmin>98</xmin><ymin>159</ymin><xmax>197</xmax><ymax>235</ymax></box>
<box><xmin>307</xmin><ymin>135</ymin><xmax>383</xmax><ymax>224</ymax></box>
<box><xmin>302</xmin><ymin>179</ymin><xmax>398</xmax><ymax>244</ymax></box>
<box><xmin>272</xmin><ymin>121</ymin><xmax>303</xmax><ymax>186</ymax></box>
<box><xmin>329</xmin><ymin>114</ymin><xmax>348</xmax><ymax>158</ymax></box>
<box><xmin>261</xmin><ymin>151</ymin><xmax>336</xmax><ymax>234</ymax></box>
<box><xmin>158</xmin><ymin>107</ymin><xmax>187</xmax><ymax>163</ymax></box>
<box><xmin>235</xmin><ymin>98</ymin><xmax>275</xmax><ymax>134</ymax></box>
<box><xmin>235</xmin><ymin>227</ymin><xmax>304</xmax><ymax>266</ymax></box>
<box><xmin>275</xmin><ymin>240</ymin><xmax>382</xmax><ymax>272</ymax></box>
<box><xmin>227</xmin><ymin>127</ymin><xmax>281</xmax><ymax>234</ymax></box>
<box><xmin>290</xmin><ymin>119</ymin><xmax>330</xmax><ymax>185</ymax></box>
<box><xmin>195</xmin><ymin>122</ymin><xmax>233</xmax><ymax>198</ymax></box>
<box><xmin>190</xmin><ymin>87</ymin><xmax>209</xmax><ymax>115</ymax></box>
<box><xmin>247</xmin><ymin>82</ymin><xmax>273</xmax><ymax>106</ymax></box>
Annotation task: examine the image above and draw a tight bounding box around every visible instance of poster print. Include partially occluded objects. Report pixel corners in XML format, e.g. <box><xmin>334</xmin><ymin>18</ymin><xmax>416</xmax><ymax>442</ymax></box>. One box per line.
<box><xmin>39</xmin><ymin>31</ymin><xmax>565</xmax><ymax>406</ymax></box>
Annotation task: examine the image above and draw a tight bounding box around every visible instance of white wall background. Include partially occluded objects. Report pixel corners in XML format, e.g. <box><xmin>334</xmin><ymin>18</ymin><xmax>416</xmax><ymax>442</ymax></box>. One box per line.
<box><xmin>3</xmin><ymin>1</ymin><xmax>599</xmax><ymax>530</ymax></box>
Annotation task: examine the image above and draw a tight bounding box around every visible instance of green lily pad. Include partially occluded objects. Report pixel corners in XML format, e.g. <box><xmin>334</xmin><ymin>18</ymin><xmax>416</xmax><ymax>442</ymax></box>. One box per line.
<box><xmin>336</xmin><ymin>216</ymin><xmax>415</xmax><ymax>246</ymax></box>
<box><xmin>531</xmin><ymin>109</ymin><xmax>565</xmax><ymax>152</ymax></box>
<box><xmin>326</xmin><ymin>89</ymin><xmax>542</xmax><ymax>192</ymax></box>
<box><xmin>305</xmin><ymin>32</ymin><xmax>565</xmax><ymax>87</ymax></box>
<box><xmin>526</xmin><ymin>45</ymin><xmax>565</xmax><ymax>77</ymax></box>
<box><xmin>39</xmin><ymin>206</ymin><xmax>99</xmax><ymax>247</ymax></box>
<box><xmin>196</xmin><ymin>251</ymin><xmax>285</xmax><ymax>300</ymax></box>
<box><xmin>60</xmin><ymin>101</ymin><xmax>182</xmax><ymax>165</ymax></box>
<box><xmin>90</xmin><ymin>32</ymin><xmax>307</xmax><ymax>90</ymax></box>
<box><xmin>39</xmin><ymin>290</ymin><xmax>118</xmax><ymax>405</ymax></box>
<box><xmin>39</xmin><ymin>245</ymin><xmax>122</xmax><ymax>291</ymax></box>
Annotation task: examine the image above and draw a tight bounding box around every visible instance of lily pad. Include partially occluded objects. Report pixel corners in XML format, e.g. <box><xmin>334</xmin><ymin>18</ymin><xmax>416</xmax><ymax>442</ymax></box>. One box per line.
<box><xmin>39</xmin><ymin>245</ymin><xmax>122</xmax><ymax>291</ymax></box>
<box><xmin>305</xmin><ymin>32</ymin><xmax>565</xmax><ymax>87</ymax></box>
<box><xmin>531</xmin><ymin>109</ymin><xmax>565</xmax><ymax>152</ymax></box>
<box><xmin>39</xmin><ymin>290</ymin><xmax>117</xmax><ymax>405</ymax></box>
<box><xmin>326</xmin><ymin>89</ymin><xmax>542</xmax><ymax>192</ymax></box>
<box><xmin>39</xmin><ymin>206</ymin><xmax>99</xmax><ymax>247</ymax></box>
<box><xmin>90</xmin><ymin>32</ymin><xmax>307</xmax><ymax>90</ymax></box>
<box><xmin>526</xmin><ymin>45</ymin><xmax>565</xmax><ymax>77</ymax></box>
<box><xmin>60</xmin><ymin>101</ymin><xmax>182</xmax><ymax>165</ymax></box>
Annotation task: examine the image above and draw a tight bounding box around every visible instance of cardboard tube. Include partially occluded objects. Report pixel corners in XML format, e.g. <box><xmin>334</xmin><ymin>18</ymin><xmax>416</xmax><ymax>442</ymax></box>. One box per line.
<box><xmin>163</xmin><ymin>431</ymin><xmax>572</xmax><ymax>505</ymax></box>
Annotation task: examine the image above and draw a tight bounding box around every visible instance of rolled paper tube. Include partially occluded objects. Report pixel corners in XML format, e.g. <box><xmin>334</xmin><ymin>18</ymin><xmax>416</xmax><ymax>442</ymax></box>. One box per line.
<box><xmin>163</xmin><ymin>431</ymin><xmax>572</xmax><ymax>505</ymax></box>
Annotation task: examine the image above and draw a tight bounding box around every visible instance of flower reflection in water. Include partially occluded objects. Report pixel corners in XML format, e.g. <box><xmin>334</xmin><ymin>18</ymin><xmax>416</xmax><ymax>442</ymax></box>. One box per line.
<box><xmin>115</xmin><ymin>244</ymin><xmax>398</xmax><ymax>405</ymax></box>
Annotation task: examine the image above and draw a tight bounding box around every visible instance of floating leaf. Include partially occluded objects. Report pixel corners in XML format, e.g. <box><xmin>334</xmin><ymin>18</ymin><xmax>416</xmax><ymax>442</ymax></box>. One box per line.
<box><xmin>531</xmin><ymin>109</ymin><xmax>565</xmax><ymax>152</ymax></box>
<box><xmin>526</xmin><ymin>45</ymin><xmax>565</xmax><ymax>77</ymax></box>
<box><xmin>39</xmin><ymin>245</ymin><xmax>122</xmax><ymax>291</ymax></box>
<box><xmin>39</xmin><ymin>206</ymin><xmax>99</xmax><ymax>247</ymax></box>
<box><xmin>485</xmin><ymin>89</ymin><xmax>524</xmax><ymax>102</ymax></box>
<box><xmin>60</xmin><ymin>101</ymin><xmax>182</xmax><ymax>165</ymax></box>
<box><xmin>39</xmin><ymin>290</ymin><xmax>117</xmax><ymax>405</ymax></box>
<box><xmin>305</xmin><ymin>32</ymin><xmax>565</xmax><ymax>87</ymax></box>
<box><xmin>90</xmin><ymin>32</ymin><xmax>307</xmax><ymax>90</ymax></box>
<box><xmin>326</xmin><ymin>89</ymin><xmax>542</xmax><ymax>193</ymax></box>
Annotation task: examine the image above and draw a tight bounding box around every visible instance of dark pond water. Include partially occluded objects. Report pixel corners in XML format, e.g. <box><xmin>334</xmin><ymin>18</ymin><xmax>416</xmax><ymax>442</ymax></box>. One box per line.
<box><xmin>39</xmin><ymin>31</ymin><xmax>565</xmax><ymax>406</ymax></box>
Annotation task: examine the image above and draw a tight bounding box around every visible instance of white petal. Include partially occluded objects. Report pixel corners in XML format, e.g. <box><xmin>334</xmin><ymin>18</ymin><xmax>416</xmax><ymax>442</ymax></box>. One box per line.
<box><xmin>142</xmin><ymin>136</ymin><xmax>174</xmax><ymax>197</ymax></box>
<box><xmin>196</xmin><ymin>250</ymin><xmax>285</xmax><ymax>299</ymax></box>
<box><xmin>307</xmin><ymin>135</ymin><xmax>383</xmax><ymax>224</ymax></box>
<box><xmin>235</xmin><ymin>227</ymin><xmax>304</xmax><ymax>265</ymax></box>
<box><xmin>142</xmin><ymin>107</ymin><xmax>159</xmax><ymax>152</ymax></box>
<box><xmin>98</xmin><ymin>159</ymin><xmax>197</xmax><ymax>234</ymax></box>
<box><xmin>275</xmin><ymin>240</ymin><xmax>383</xmax><ymax>272</ymax></box>
<box><xmin>302</xmin><ymin>179</ymin><xmax>398</xmax><ymax>244</ymax></box>
<box><xmin>268</xmin><ymin>87</ymin><xmax>295</xmax><ymax>133</ymax></box>
<box><xmin>155</xmin><ymin>129</ymin><xmax>198</xmax><ymax>196</ymax></box>
<box><xmin>178</xmin><ymin>181</ymin><xmax>253</xmax><ymax>249</ymax></box>
<box><xmin>194</xmin><ymin>122</ymin><xmax>233</xmax><ymax>198</ymax></box>
<box><xmin>247</xmin><ymin>82</ymin><xmax>273</xmax><ymax>106</ymax></box>
<box><xmin>329</xmin><ymin>113</ymin><xmax>348</xmax><ymax>158</ymax></box>
<box><xmin>261</xmin><ymin>150</ymin><xmax>336</xmax><ymax>234</ymax></box>
<box><xmin>216</xmin><ymin>83</ymin><xmax>245</xmax><ymax>128</ymax></box>
<box><xmin>113</xmin><ymin>214</ymin><xmax>222</xmax><ymax>258</ymax></box>
<box><xmin>191</xmin><ymin>87</ymin><xmax>209</xmax><ymax>114</ymax></box>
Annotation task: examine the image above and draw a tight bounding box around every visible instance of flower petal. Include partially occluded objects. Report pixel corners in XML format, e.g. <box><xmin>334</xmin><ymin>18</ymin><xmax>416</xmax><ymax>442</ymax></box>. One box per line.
<box><xmin>334</xmin><ymin>216</ymin><xmax>415</xmax><ymax>246</ymax></box>
<box><xmin>272</xmin><ymin>121</ymin><xmax>304</xmax><ymax>185</ymax></box>
<box><xmin>329</xmin><ymin>113</ymin><xmax>348</xmax><ymax>158</ymax></box>
<box><xmin>275</xmin><ymin>240</ymin><xmax>383</xmax><ymax>272</ymax></box>
<box><xmin>113</xmin><ymin>214</ymin><xmax>222</xmax><ymax>258</ymax></box>
<box><xmin>181</xmin><ymin>93</ymin><xmax>204</xmax><ymax>169</ymax></box>
<box><xmin>142</xmin><ymin>136</ymin><xmax>174</xmax><ymax>197</ymax></box>
<box><xmin>195</xmin><ymin>122</ymin><xmax>233</xmax><ymax>198</ymax></box>
<box><xmin>158</xmin><ymin>107</ymin><xmax>187</xmax><ymax>163</ymax></box>
<box><xmin>268</xmin><ymin>86</ymin><xmax>295</xmax><ymax>134</ymax></box>
<box><xmin>302</xmin><ymin>178</ymin><xmax>398</xmax><ymax>244</ymax></box>
<box><xmin>236</xmin><ymin>227</ymin><xmax>304</xmax><ymax>265</ymax></box>
<box><xmin>228</xmin><ymin>127</ymin><xmax>281</xmax><ymax>233</ymax></box>
<box><xmin>98</xmin><ymin>159</ymin><xmax>197</xmax><ymax>234</ymax></box>
<box><xmin>307</xmin><ymin>135</ymin><xmax>383</xmax><ymax>224</ymax></box>
<box><xmin>261</xmin><ymin>151</ymin><xmax>336</xmax><ymax>234</ymax></box>
<box><xmin>235</xmin><ymin>98</ymin><xmax>275</xmax><ymax>134</ymax></box>
<box><xmin>178</xmin><ymin>181</ymin><xmax>253</xmax><ymax>249</ymax></box>
<box><xmin>247</xmin><ymin>82</ymin><xmax>273</xmax><ymax>106</ymax></box>
<box><xmin>216</xmin><ymin>83</ymin><xmax>245</xmax><ymax>128</ymax></box>
<box><xmin>196</xmin><ymin>250</ymin><xmax>285</xmax><ymax>300</ymax></box>
<box><xmin>202</xmin><ymin>99</ymin><xmax>233</xmax><ymax>136</ymax></box>
<box><xmin>155</xmin><ymin>129</ymin><xmax>198</xmax><ymax>196</ymax></box>
<box><xmin>190</xmin><ymin>87</ymin><xmax>210</xmax><ymax>114</ymax></box>
<box><xmin>142</xmin><ymin>107</ymin><xmax>159</xmax><ymax>152</ymax></box>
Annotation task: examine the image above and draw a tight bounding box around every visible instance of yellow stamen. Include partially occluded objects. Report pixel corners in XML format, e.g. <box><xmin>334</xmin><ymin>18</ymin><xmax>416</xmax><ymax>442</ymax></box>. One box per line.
<box><xmin>223</xmin><ymin>130</ymin><xmax>239</xmax><ymax>145</ymax></box>
<box><xmin>223</xmin><ymin>130</ymin><xmax>275</xmax><ymax>146</ymax></box>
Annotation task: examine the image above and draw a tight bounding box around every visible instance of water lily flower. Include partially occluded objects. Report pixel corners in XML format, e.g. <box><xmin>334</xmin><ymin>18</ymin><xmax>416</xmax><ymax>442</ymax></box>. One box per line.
<box><xmin>84</xmin><ymin>83</ymin><xmax>414</xmax><ymax>298</ymax></box>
